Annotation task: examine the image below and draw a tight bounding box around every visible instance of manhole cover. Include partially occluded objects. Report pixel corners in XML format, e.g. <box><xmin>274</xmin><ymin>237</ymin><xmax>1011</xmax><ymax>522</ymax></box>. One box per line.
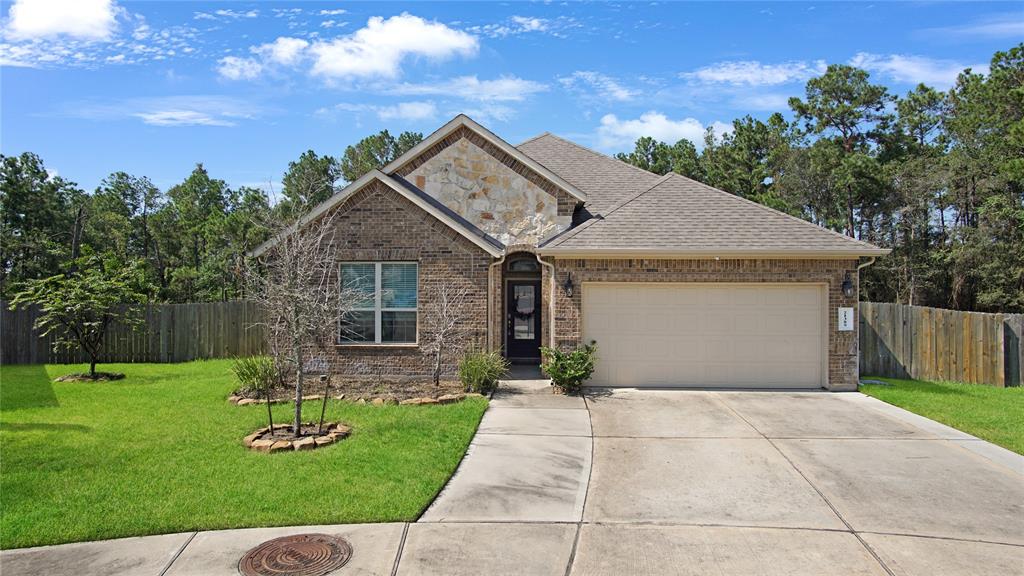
<box><xmin>239</xmin><ymin>533</ymin><xmax>353</xmax><ymax>576</ymax></box>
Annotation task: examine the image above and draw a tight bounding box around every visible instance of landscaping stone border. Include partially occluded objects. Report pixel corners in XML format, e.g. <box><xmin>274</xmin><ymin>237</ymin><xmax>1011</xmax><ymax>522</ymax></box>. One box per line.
<box><xmin>244</xmin><ymin>422</ymin><xmax>351</xmax><ymax>453</ymax></box>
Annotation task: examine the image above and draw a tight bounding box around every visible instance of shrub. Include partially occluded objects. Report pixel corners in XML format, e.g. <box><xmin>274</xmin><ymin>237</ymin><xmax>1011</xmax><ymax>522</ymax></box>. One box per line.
<box><xmin>459</xmin><ymin>350</ymin><xmax>509</xmax><ymax>394</ymax></box>
<box><xmin>540</xmin><ymin>343</ymin><xmax>597</xmax><ymax>395</ymax></box>
<box><xmin>231</xmin><ymin>355</ymin><xmax>278</xmax><ymax>397</ymax></box>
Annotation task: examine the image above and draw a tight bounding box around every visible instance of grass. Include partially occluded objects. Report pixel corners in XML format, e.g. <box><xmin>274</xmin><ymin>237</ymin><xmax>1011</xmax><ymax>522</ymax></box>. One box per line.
<box><xmin>0</xmin><ymin>360</ymin><xmax>487</xmax><ymax>549</ymax></box>
<box><xmin>860</xmin><ymin>376</ymin><xmax>1024</xmax><ymax>455</ymax></box>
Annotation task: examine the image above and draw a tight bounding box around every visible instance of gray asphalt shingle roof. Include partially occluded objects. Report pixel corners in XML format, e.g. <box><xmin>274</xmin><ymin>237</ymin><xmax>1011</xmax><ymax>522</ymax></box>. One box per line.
<box><xmin>517</xmin><ymin>132</ymin><xmax>661</xmax><ymax>215</ymax></box>
<box><xmin>517</xmin><ymin>133</ymin><xmax>886</xmax><ymax>255</ymax></box>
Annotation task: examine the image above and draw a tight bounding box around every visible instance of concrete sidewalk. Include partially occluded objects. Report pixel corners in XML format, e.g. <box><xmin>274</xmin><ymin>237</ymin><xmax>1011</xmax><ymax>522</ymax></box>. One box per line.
<box><xmin>3</xmin><ymin>379</ymin><xmax>1023</xmax><ymax>576</ymax></box>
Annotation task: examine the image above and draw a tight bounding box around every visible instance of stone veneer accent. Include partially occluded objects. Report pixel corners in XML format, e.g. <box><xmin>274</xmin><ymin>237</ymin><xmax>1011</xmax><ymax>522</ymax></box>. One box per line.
<box><xmin>313</xmin><ymin>180</ymin><xmax>492</xmax><ymax>379</ymax></box>
<box><xmin>549</xmin><ymin>258</ymin><xmax>861</xmax><ymax>391</ymax></box>
<box><xmin>407</xmin><ymin>137</ymin><xmax>573</xmax><ymax>246</ymax></box>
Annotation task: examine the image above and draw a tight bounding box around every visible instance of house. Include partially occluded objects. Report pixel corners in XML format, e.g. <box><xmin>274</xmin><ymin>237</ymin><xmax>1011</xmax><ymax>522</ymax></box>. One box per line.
<box><xmin>255</xmin><ymin>114</ymin><xmax>889</xmax><ymax>391</ymax></box>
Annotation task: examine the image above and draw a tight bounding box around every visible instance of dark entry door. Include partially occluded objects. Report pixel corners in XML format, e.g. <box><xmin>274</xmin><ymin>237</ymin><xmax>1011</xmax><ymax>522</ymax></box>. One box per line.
<box><xmin>507</xmin><ymin>280</ymin><xmax>541</xmax><ymax>362</ymax></box>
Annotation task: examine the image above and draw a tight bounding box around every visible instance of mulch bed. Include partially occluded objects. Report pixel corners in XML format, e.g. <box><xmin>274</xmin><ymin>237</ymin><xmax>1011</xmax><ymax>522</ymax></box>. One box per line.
<box><xmin>54</xmin><ymin>373</ymin><xmax>126</xmax><ymax>382</ymax></box>
<box><xmin>233</xmin><ymin>376</ymin><xmax>466</xmax><ymax>403</ymax></box>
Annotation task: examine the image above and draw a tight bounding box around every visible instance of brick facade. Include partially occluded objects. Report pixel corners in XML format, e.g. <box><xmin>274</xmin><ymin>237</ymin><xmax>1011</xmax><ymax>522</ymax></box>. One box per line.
<box><xmin>548</xmin><ymin>258</ymin><xmax>861</xmax><ymax>391</ymax></box>
<box><xmin>316</xmin><ymin>180</ymin><xmax>492</xmax><ymax>379</ymax></box>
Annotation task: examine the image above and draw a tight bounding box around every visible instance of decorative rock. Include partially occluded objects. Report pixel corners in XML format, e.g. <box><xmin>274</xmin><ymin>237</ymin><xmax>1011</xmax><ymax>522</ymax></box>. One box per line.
<box><xmin>383</xmin><ymin>397</ymin><xmax>398</xmax><ymax>405</ymax></box>
<box><xmin>305</xmin><ymin>395</ymin><xmax>323</xmax><ymax>401</ymax></box>
<box><xmin>251</xmin><ymin>439</ymin><xmax>275</xmax><ymax>452</ymax></box>
<box><xmin>371</xmin><ymin>398</ymin><xmax>385</xmax><ymax>406</ymax></box>
<box><xmin>314</xmin><ymin>436</ymin><xmax>335</xmax><ymax>446</ymax></box>
<box><xmin>437</xmin><ymin>393</ymin><xmax>466</xmax><ymax>404</ymax></box>
<box><xmin>237</xmin><ymin>398</ymin><xmax>259</xmax><ymax>406</ymax></box>
<box><xmin>228</xmin><ymin>395</ymin><xmax>242</xmax><ymax>404</ymax></box>
<box><xmin>333</xmin><ymin>394</ymin><xmax>346</xmax><ymax>400</ymax></box>
<box><xmin>331</xmin><ymin>424</ymin><xmax>352</xmax><ymax>438</ymax></box>
<box><xmin>243</xmin><ymin>432</ymin><xmax>261</xmax><ymax>447</ymax></box>
<box><xmin>270</xmin><ymin>440</ymin><xmax>292</xmax><ymax>452</ymax></box>
<box><xmin>399</xmin><ymin>398</ymin><xmax>419</xmax><ymax>405</ymax></box>
<box><xmin>418</xmin><ymin>398</ymin><xmax>440</xmax><ymax>405</ymax></box>
<box><xmin>292</xmin><ymin>437</ymin><xmax>316</xmax><ymax>451</ymax></box>
<box><xmin>355</xmin><ymin>398</ymin><xmax>367</xmax><ymax>405</ymax></box>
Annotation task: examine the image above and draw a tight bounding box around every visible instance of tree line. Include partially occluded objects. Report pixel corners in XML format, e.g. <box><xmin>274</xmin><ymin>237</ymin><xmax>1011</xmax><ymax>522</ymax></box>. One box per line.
<box><xmin>2</xmin><ymin>44</ymin><xmax>1020</xmax><ymax>313</ymax></box>
<box><xmin>0</xmin><ymin>129</ymin><xmax>423</xmax><ymax>302</ymax></box>
<box><xmin>615</xmin><ymin>44</ymin><xmax>1023</xmax><ymax>313</ymax></box>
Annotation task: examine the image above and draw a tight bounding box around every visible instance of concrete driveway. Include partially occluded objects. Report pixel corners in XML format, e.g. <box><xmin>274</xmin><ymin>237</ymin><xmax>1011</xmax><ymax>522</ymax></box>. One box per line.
<box><xmin>5</xmin><ymin>380</ymin><xmax>1022</xmax><ymax>575</ymax></box>
<box><xmin>414</xmin><ymin>381</ymin><xmax>1024</xmax><ymax>576</ymax></box>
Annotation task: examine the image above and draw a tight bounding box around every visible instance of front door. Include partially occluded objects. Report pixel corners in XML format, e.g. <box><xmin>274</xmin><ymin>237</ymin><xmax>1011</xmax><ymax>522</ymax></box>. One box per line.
<box><xmin>506</xmin><ymin>280</ymin><xmax>541</xmax><ymax>362</ymax></box>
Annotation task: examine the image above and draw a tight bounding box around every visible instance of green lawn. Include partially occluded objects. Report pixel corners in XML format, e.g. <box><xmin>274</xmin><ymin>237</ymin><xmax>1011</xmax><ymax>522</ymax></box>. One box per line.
<box><xmin>0</xmin><ymin>360</ymin><xmax>487</xmax><ymax>549</ymax></box>
<box><xmin>860</xmin><ymin>377</ymin><xmax>1024</xmax><ymax>455</ymax></box>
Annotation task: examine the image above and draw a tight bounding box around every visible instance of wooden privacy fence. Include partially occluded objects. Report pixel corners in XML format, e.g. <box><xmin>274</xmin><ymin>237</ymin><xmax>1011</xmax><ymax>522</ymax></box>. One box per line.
<box><xmin>860</xmin><ymin>302</ymin><xmax>1023</xmax><ymax>387</ymax></box>
<box><xmin>1</xmin><ymin>300</ymin><xmax>266</xmax><ymax>365</ymax></box>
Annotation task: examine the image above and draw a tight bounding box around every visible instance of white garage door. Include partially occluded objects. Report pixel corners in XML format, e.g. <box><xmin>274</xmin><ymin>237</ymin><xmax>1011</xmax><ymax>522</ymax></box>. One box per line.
<box><xmin>583</xmin><ymin>283</ymin><xmax>825</xmax><ymax>388</ymax></box>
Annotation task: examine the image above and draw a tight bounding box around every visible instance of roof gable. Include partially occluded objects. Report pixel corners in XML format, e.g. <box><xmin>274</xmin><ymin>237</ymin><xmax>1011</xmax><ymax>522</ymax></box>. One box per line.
<box><xmin>384</xmin><ymin>115</ymin><xmax>586</xmax><ymax>203</ymax></box>
<box><xmin>250</xmin><ymin>170</ymin><xmax>503</xmax><ymax>258</ymax></box>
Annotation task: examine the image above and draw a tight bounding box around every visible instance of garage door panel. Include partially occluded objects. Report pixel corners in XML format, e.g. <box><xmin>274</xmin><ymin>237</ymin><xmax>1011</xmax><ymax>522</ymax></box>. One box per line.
<box><xmin>583</xmin><ymin>283</ymin><xmax>824</xmax><ymax>389</ymax></box>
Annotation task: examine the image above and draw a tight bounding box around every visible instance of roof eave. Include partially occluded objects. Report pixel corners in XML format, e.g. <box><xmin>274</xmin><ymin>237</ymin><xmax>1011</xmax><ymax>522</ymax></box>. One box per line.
<box><xmin>537</xmin><ymin>247</ymin><xmax>892</xmax><ymax>259</ymax></box>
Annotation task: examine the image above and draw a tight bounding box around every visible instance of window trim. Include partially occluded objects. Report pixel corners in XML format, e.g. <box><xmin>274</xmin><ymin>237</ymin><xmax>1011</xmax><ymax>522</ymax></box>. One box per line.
<box><xmin>339</xmin><ymin>261</ymin><xmax>418</xmax><ymax>346</ymax></box>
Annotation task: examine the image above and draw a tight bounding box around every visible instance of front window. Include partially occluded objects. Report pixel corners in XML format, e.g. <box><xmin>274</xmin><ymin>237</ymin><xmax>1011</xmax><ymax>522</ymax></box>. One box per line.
<box><xmin>340</xmin><ymin>262</ymin><xmax>417</xmax><ymax>344</ymax></box>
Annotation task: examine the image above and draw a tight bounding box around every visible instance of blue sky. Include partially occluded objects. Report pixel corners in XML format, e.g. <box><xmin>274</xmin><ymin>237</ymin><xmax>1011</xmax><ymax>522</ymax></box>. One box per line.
<box><xmin>1</xmin><ymin>1</ymin><xmax>1020</xmax><ymax>194</ymax></box>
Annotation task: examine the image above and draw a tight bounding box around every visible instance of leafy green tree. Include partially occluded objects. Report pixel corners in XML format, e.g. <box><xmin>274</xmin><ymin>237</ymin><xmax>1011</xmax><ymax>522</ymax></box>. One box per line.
<box><xmin>789</xmin><ymin>64</ymin><xmax>893</xmax><ymax>237</ymax></box>
<box><xmin>615</xmin><ymin>136</ymin><xmax>703</xmax><ymax>180</ymax></box>
<box><xmin>0</xmin><ymin>153</ymin><xmax>85</xmax><ymax>297</ymax></box>
<box><xmin>10</xmin><ymin>257</ymin><xmax>146</xmax><ymax>378</ymax></box>
<box><xmin>279</xmin><ymin>150</ymin><xmax>341</xmax><ymax>217</ymax></box>
<box><xmin>339</xmin><ymin>130</ymin><xmax>423</xmax><ymax>182</ymax></box>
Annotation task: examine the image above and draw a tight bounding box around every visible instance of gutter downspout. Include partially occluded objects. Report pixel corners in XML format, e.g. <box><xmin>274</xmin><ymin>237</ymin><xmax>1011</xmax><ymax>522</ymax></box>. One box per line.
<box><xmin>487</xmin><ymin>255</ymin><xmax>506</xmax><ymax>353</ymax></box>
<box><xmin>536</xmin><ymin>253</ymin><xmax>556</xmax><ymax>349</ymax></box>
<box><xmin>854</xmin><ymin>257</ymin><xmax>877</xmax><ymax>388</ymax></box>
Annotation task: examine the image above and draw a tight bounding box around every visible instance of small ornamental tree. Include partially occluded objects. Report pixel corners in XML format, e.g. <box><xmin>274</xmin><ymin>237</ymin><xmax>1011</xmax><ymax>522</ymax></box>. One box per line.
<box><xmin>421</xmin><ymin>282</ymin><xmax>471</xmax><ymax>386</ymax></box>
<box><xmin>246</xmin><ymin>208</ymin><xmax>366</xmax><ymax>436</ymax></box>
<box><xmin>10</xmin><ymin>257</ymin><xmax>145</xmax><ymax>379</ymax></box>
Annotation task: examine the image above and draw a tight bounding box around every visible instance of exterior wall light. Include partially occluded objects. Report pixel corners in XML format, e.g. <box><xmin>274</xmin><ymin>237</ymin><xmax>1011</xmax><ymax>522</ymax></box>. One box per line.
<box><xmin>842</xmin><ymin>272</ymin><xmax>854</xmax><ymax>298</ymax></box>
<box><xmin>563</xmin><ymin>272</ymin><xmax>574</xmax><ymax>298</ymax></box>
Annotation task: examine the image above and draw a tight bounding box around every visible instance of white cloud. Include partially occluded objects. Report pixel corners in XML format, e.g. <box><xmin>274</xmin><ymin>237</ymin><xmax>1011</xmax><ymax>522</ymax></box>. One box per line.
<box><xmin>466</xmin><ymin>15</ymin><xmax>578</xmax><ymax>38</ymax></box>
<box><xmin>732</xmin><ymin>92</ymin><xmax>792</xmax><ymax>111</ymax></box>
<box><xmin>319</xmin><ymin>9</ymin><xmax>347</xmax><ymax>16</ymax></box>
<box><xmin>683</xmin><ymin>60</ymin><xmax>826</xmax><ymax>86</ymax></box>
<box><xmin>194</xmin><ymin>9</ymin><xmax>258</xmax><ymax>20</ymax></box>
<box><xmin>558</xmin><ymin>71</ymin><xmax>637</xmax><ymax>101</ymax></box>
<box><xmin>597</xmin><ymin>112</ymin><xmax>728</xmax><ymax>150</ymax></box>
<box><xmin>378</xmin><ymin>101</ymin><xmax>437</xmax><ymax>121</ymax></box>
<box><xmin>850</xmin><ymin>52</ymin><xmax>985</xmax><ymax>88</ymax></box>
<box><xmin>319</xmin><ymin>101</ymin><xmax>438</xmax><ymax>121</ymax></box>
<box><xmin>392</xmin><ymin>75</ymin><xmax>547</xmax><ymax>102</ymax></box>
<box><xmin>134</xmin><ymin>110</ymin><xmax>235</xmax><ymax>127</ymax></box>
<box><xmin>510</xmin><ymin>16</ymin><xmax>547</xmax><ymax>32</ymax></box>
<box><xmin>252</xmin><ymin>36</ymin><xmax>308</xmax><ymax>66</ymax></box>
<box><xmin>64</xmin><ymin>95</ymin><xmax>261</xmax><ymax>127</ymax></box>
<box><xmin>320</xmin><ymin>20</ymin><xmax>346</xmax><ymax>29</ymax></box>
<box><xmin>5</xmin><ymin>0</ymin><xmax>120</xmax><ymax>40</ymax></box>
<box><xmin>309</xmin><ymin>13</ymin><xmax>477</xmax><ymax>79</ymax></box>
<box><xmin>918</xmin><ymin>13</ymin><xmax>1024</xmax><ymax>40</ymax></box>
<box><xmin>216</xmin><ymin>55</ymin><xmax>262</xmax><ymax>80</ymax></box>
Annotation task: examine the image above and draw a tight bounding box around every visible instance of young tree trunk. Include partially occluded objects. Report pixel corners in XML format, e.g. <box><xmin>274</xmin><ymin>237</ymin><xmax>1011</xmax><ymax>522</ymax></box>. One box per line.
<box><xmin>433</xmin><ymin>343</ymin><xmax>443</xmax><ymax>386</ymax></box>
<box><xmin>89</xmin><ymin>358</ymin><xmax>97</xmax><ymax>379</ymax></box>
<box><xmin>265</xmin><ymin>380</ymin><xmax>275</xmax><ymax>433</ymax></box>
<box><xmin>293</xmin><ymin>353</ymin><xmax>303</xmax><ymax>436</ymax></box>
